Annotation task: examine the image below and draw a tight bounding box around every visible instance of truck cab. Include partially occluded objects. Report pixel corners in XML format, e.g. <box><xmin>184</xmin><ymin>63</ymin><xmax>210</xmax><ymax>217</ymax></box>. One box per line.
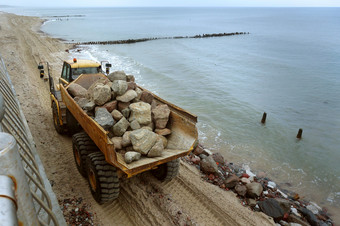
<box><xmin>60</xmin><ymin>59</ymin><xmax>102</xmax><ymax>85</ymax></box>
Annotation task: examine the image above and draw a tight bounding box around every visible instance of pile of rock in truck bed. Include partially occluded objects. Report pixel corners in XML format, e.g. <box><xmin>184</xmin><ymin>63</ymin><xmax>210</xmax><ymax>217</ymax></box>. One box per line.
<box><xmin>67</xmin><ymin>71</ymin><xmax>171</xmax><ymax>164</ymax></box>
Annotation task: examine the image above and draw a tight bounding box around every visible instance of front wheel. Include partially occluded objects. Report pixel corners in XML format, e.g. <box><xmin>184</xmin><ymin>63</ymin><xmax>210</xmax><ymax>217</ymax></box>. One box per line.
<box><xmin>152</xmin><ymin>158</ymin><xmax>180</xmax><ymax>181</ymax></box>
<box><xmin>52</xmin><ymin>102</ymin><xmax>65</xmax><ymax>134</ymax></box>
<box><xmin>86</xmin><ymin>152</ymin><xmax>120</xmax><ymax>204</ymax></box>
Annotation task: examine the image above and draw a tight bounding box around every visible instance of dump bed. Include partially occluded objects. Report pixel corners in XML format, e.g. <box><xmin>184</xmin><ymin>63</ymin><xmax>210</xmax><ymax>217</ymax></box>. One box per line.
<box><xmin>60</xmin><ymin>73</ymin><xmax>198</xmax><ymax>178</ymax></box>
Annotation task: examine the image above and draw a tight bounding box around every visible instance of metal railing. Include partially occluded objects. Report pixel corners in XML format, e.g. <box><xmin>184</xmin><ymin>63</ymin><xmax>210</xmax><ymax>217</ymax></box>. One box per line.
<box><xmin>0</xmin><ymin>54</ymin><xmax>66</xmax><ymax>225</ymax></box>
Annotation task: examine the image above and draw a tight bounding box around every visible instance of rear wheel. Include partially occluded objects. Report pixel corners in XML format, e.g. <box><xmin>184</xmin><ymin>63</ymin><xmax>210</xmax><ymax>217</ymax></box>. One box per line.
<box><xmin>152</xmin><ymin>158</ymin><xmax>180</xmax><ymax>181</ymax></box>
<box><xmin>72</xmin><ymin>132</ymin><xmax>99</xmax><ymax>177</ymax></box>
<box><xmin>86</xmin><ymin>152</ymin><xmax>120</xmax><ymax>204</ymax></box>
<box><xmin>52</xmin><ymin>102</ymin><xmax>65</xmax><ymax>134</ymax></box>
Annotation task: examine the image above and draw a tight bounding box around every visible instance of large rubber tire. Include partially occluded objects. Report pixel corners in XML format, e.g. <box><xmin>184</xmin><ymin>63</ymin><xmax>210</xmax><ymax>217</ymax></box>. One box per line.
<box><xmin>66</xmin><ymin>109</ymin><xmax>82</xmax><ymax>135</ymax></box>
<box><xmin>72</xmin><ymin>132</ymin><xmax>99</xmax><ymax>177</ymax></box>
<box><xmin>152</xmin><ymin>158</ymin><xmax>180</xmax><ymax>181</ymax></box>
<box><xmin>52</xmin><ymin>102</ymin><xmax>65</xmax><ymax>134</ymax></box>
<box><xmin>86</xmin><ymin>152</ymin><xmax>120</xmax><ymax>204</ymax></box>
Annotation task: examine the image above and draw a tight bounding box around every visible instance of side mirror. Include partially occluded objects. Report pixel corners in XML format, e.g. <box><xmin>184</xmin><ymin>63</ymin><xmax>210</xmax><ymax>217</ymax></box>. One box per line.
<box><xmin>38</xmin><ymin>65</ymin><xmax>44</xmax><ymax>70</ymax></box>
<box><xmin>105</xmin><ymin>63</ymin><xmax>112</xmax><ymax>75</ymax></box>
<box><xmin>105</xmin><ymin>63</ymin><xmax>112</xmax><ymax>68</ymax></box>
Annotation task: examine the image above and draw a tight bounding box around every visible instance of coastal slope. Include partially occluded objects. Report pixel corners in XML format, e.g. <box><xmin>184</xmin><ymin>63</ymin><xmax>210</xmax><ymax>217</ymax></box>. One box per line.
<box><xmin>0</xmin><ymin>12</ymin><xmax>274</xmax><ymax>225</ymax></box>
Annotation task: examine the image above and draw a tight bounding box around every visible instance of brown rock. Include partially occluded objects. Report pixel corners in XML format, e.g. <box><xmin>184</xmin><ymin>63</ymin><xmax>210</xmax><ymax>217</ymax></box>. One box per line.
<box><xmin>247</xmin><ymin>198</ymin><xmax>257</xmax><ymax>207</ymax></box>
<box><xmin>235</xmin><ymin>184</ymin><xmax>247</xmax><ymax>196</ymax></box>
<box><xmin>126</xmin><ymin>75</ymin><xmax>135</xmax><ymax>82</ymax></box>
<box><xmin>200</xmin><ymin>155</ymin><xmax>218</xmax><ymax>174</ymax></box>
<box><xmin>287</xmin><ymin>214</ymin><xmax>310</xmax><ymax>226</ymax></box>
<box><xmin>111</xmin><ymin>137</ymin><xmax>123</xmax><ymax>150</ymax></box>
<box><xmin>127</xmin><ymin>82</ymin><xmax>137</xmax><ymax>90</ymax></box>
<box><xmin>111</xmin><ymin>110</ymin><xmax>123</xmax><ymax>121</ymax></box>
<box><xmin>152</xmin><ymin>104</ymin><xmax>171</xmax><ymax>129</ymax></box>
<box><xmin>212</xmin><ymin>152</ymin><xmax>225</xmax><ymax>165</ymax></box>
<box><xmin>118</xmin><ymin>101</ymin><xmax>130</xmax><ymax>111</ymax></box>
<box><xmin>140</xmin><ymin>90</ymin><xmax>154</xmax><ymax>104</ymax></box>
<box><xmin>102</xmin><ymin>100</ymin><xmax>117</xmax><ymax>113</ymax></box>
<box><xmin>246</xmin><ymin>182</ymin><xmax>263</xmax><ymax>198</ymax></box>
<box><xmin>224</xmin><ymin>174</ymin><xmax>239</xmax><ymax>188</ymax></box>
<box><xmin>155</xmin><ymin>128</ymin><xmax>171</xmax><ymax>136</ymax></box>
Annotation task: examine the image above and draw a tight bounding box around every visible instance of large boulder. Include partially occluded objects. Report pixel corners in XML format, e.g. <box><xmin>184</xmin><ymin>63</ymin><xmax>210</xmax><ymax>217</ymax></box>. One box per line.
<box><xmin>124</xmin><ymin>151</ymin><xmax>141</xmax><ymax>164</ymax></box>
<box><xmin>102</xmin><ymin>100</ymin><xmax>117</xmax><ymax>113</ymax></box>
<box><xmin>86</xmin><ymin>78</ymin><xmax>107</xmax><ymax>100</ymax></box>
<box><xmin>147</xmin><ymin>138</ymin><xmax>164</xmax><ymax>157</ymax></box>
<box><xmin>111</xmin><ymin>80</ymin><xmax>128</xmax><ymax>96</ymax></box>
<box><xmin>93</xmin><ymin>84</ymin><xmax>111</xmax><ymax>106</ymax></box>
<box><xmin>112</xmin><ymin>117</ymin><xmax>130</xmax><ymax>137</ymax></box>
<box><xmin>258</xmin><ymin>199</ymin><xmax>285</xmax><ymax>222</ymax></box>
<box><xmin>246</xmin><ymin>182</ymin><xmax>263</xmax><ymax>198</ymax></box>
<box><xmin>152</xmin><ymin>104</ymin><xmax>171</xmax><ymax>129</ymax></box>
<box><xmin>116</xmin><ymin>90</ymin><xmax>137</xmax><ymax>103</ymax></box>
<box><xmin>94</xmin><ymin>108</ymin><xmax>114</xmax><ymax>130</ymax></box>
<box><xmin>200</xmin><ymin>155</ymin><xmax>218</xmax><ymax>174</ymax></box>
<box><xmin>130</xmin><ymin>129</ymin><xmax>158</xmax><ymax>155</ymax></box>
<box><xmin>75</xmin><ymin>97</ymin><xmax>90</xmax><ymax>109</ymax></box>
<box><xmin>108</xmin><ymin>71</ymin><xmax>127</xmax><ymax>82</ymax></box>
<box><xmin>129</xmin><ymin>102</ymin><xmax>152</xmax><ymax>125</ymax></box>
<box><xmin>68</xmin><ymin>83</ymin><xmax>87</xmax><ymax>98</ymax></box>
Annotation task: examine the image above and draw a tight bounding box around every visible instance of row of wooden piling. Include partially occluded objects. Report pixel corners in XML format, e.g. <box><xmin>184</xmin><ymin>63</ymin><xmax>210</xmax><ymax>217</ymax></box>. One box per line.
<box><xmin>71</xmin><ymin>32</ymin><xmax>249</xmax><ymax>46</ymax></box>
<box><xmin>261</xmin><ymin>112</ymin><xmax>303</xmax><ymax>139</ymax></box>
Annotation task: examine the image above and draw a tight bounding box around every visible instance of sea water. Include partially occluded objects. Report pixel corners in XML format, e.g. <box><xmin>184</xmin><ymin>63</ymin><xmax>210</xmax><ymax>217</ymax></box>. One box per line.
<box><xmin>2</xmin><ymin>6</ymin><xmax>340</xmax><ymax>216</ymax></box>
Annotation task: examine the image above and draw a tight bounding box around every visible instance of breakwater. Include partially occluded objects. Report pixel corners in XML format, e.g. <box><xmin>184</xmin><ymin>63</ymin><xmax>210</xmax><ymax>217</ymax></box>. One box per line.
<box><xmin>72</xmin><ymin>32</ymin><xmax>249</xmax><ymax>46</ymax></box>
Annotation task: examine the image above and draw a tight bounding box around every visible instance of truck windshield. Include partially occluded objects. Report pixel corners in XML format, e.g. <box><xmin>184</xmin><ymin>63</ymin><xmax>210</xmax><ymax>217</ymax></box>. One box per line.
<box><xmin>71</xmin><ymin>67</ymin><xmax>100</xmax><ymax>80</ymax></box>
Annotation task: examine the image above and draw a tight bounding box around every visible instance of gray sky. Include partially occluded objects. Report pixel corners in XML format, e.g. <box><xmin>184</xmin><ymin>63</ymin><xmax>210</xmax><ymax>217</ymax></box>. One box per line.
<box><xmin>5</xmin><ymin>0</ymin><xmax>340</xmax><ymax>7</ymax></box>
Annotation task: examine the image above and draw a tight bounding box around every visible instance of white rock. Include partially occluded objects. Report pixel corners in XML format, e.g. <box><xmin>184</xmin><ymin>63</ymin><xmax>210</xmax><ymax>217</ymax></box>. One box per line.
<box><xmin>267</xmin><ymin>181</ymin><xmax>277</xmax><ymax>189</ymax></box>
<box><xmin>129</xmin><ymin>102</ymin><xmax>152</xmax><ymax>125</ymax></box>
<box><xmin>306</xmin><ymin>202</ymin><xmax>322</xmax><ymax>214</ymax></box>
<box><xmin>124</xmin><ymin>151</ymin><xmax>141</xmax><ymax>164</ymax></box>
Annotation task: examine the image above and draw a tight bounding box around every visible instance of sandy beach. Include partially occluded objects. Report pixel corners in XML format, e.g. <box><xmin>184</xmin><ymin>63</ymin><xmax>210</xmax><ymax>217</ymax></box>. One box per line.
<box><xmin>0</xmin><ymin>12</ymin><xmax>277</xmax><ymax>225</ymax></box>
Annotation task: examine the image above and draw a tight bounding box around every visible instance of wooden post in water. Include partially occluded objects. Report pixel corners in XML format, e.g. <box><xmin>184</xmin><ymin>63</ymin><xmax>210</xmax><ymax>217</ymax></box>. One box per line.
<box><xmin>261</xmin><ymin>112</ymin><xmax>267</xmax><ymax>124</ymax></box>
<box><xmin>296</xmin><ymin>128</ymin><xmax>303</xmax><ymax>139</ymax></box>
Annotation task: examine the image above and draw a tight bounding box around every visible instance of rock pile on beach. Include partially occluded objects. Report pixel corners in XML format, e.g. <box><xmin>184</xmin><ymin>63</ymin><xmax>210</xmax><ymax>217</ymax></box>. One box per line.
<box><xmin>183</xmin><ymin>144</ymin><xmax>334</xmax><ymax>226</ymax></box>
<box><xmin>68</xmin><ymin>71</ymin><xmax>171</xmax><ymax>164</ymax></box>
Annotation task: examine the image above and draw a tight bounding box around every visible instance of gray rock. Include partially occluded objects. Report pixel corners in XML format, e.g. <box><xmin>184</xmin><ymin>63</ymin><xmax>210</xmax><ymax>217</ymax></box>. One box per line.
<box><xmin>111</xmin><ymin>109</ymin><xmax>123</xmax><ymax>121</ymax></box>
<box><xmin>117</xmin><ymin>90</ymin><xmax>137</xmax><ymax>103</ymax></box>
<box><xmin>200</xmin><ymin>155</ymin><xmax>218</xmax><ymax>174</ymax></box>
<box><xmin>121</xmin><ymin>108</ymin><xmax>131</xmax><ymax>119</ymax></box>
<box><xmin>306</xmin><ymin>202</ymin><xmax>321</xmax><ymax>215</ymax></box>
<box><xmin>68</xmin><ymin>83</ymin><xmax>87</xmax><ymax>98</ymax></box>
<box><xmin>155</xmin><ymin>128</ymin><xmax>171</xmax><ymax>136</ymax></box>
<box><xmin>235</xmin><ymin>184</ymin><xmax>247</xmax><ymax>196</ymax></box>
<box><xmin>275</xmin><ymin>198</ymin><xmax>291</xmax><ymax>213</ymax></box>
<box><xmin>130</xmin><ymin>129</ymin><xmax>158</xmax><ymax>155</ymax></box>
<box><xmin>122</xmin><ymin>131</ymin><xmax>132</xmax><ymax>147</ymax></box>
<box><xmin>108</xmin><ymin>71</ymin><xmax>127</xmax><ymax>82</ymax></box>
<box><xmin>93</xmin><ymin>84</ymin><xmax>111</xmax><ymax>106</ymax></box>
<box><xmin>111</xmin><ymin>137</ymin><xmax>123</xmax><ymax>150</ymax></box>
<box><xmin>152</xmin><ymin>104</ymin><xmax>171</xmax><ymax>129</ymax></box>
<box><xmin>112</xmin><ymin>80</ymin><xmax>128</xmax><ymax>96</ymax></box>
<box><xmin>130</xmin><ymin>120</ymin><xmax>141</xmax><ymax>130</ymax></box>
<box><xmin>76</xmin><ymin>97</ymin><xmax>90</xmax><ymax>109</ymax></box>
<box><xmin>94</xmin><ymin>108</ymin><xmax>114</xmax><ymax>130</ymax></box>
<box><xmin>124</xmin><ymin>151</ymin><xmax>141</xmax><ymax>164</ymax></box>
<box><xmin>147</xmin><ymin>138</ymin><xmax>164</xmax><ymax>157</ymax></box>
<box><xmin>129</xmin><ymin>102</ymin><xmax>152</xmax><ymax>125</ymax></box>
<box><xmin>224</xmin><ymin>174</ymin><xmax>239</xmax><ymax>188</ymax></box>
<box><xmin>258</xmin><ymin>199</ymin><xmax>285</xmax><ymax>222</ymax></box>
<box><xmin>246</xmin><ymin>182</ymin><xmax>263</xmax><ymax>198</ymax></box>
<box><xmin>85</xmin><ymin>78</ymin><xmax>107</xmax><ymax>100</ymax></box>
<box><xmin>112</xmin><ymin>117</ymin><xmax>130</xmax><ymax>137</ymax></box>
<box><xmin>83</xmin><ymin>101</ymin><xmax>96</xmax><ymax>111</ymax></box>
<box><xmin>299</xmin><ymin>207</ymin><xmax>318</xmax><ymax>226</ymax></box>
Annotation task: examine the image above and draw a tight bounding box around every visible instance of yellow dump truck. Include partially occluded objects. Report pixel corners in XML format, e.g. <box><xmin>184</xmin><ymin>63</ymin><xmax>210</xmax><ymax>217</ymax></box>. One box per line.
<box><xmin>39</xmin><ymin>59</ymin><xmax>198</xmax><ymax>204</ymax></box>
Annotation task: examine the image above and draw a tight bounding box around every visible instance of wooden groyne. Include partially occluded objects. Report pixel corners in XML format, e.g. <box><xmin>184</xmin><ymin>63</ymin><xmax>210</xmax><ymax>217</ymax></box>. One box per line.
<box><xmin>72</xmin><ymin>32</ymin><xmax>249</xmax><ymax>46</ymax></box>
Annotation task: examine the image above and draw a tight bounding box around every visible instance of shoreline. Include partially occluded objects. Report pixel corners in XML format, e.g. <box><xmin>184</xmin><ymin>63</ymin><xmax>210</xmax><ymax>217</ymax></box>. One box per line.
<box><xmin>0</xmin><ymin>11</ymin><xmax>337</xmax><ymax>225</ymax></box>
